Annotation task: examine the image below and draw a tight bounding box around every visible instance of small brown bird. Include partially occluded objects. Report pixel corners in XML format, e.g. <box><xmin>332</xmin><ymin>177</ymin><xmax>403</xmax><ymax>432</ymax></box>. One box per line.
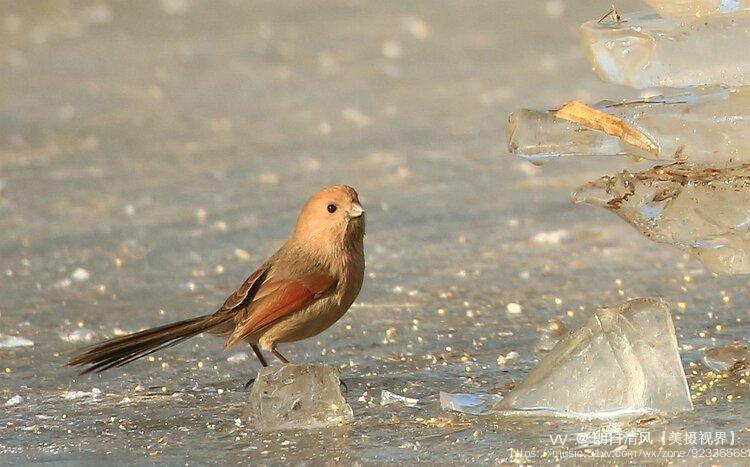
<box><xmin>69</xmin><ymin>185</ymin><xmax>365</xmax><ymax>379</ymax></box>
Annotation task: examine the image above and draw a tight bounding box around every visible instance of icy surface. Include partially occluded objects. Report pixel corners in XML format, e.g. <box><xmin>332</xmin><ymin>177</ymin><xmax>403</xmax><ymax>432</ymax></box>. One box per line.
<box><xmin>581</xmin><ymin>10</ymin><xmax>750</xmax><ymax>88</ymax></box>
<box><xmin>573</xmin><ymin>164</ymin><xmax>750</xmax><ymax>275</ymax></box>
<box><xmin>644</xmin><ymin>0</ymin><xmax>750</xmax><ymax>19</ymax></box>
<box><xmin>703</xmin><ymin>343</ymin><xmax>750</xmax><ymax>371</ymax></box>
<box><xmin>244</xmin><ymin>364</ymin><xmax>353</xmax><ymax>430</ymax></box>
<box><xmin>507</xmin><ymin>87</ymin><xmax>750</xmax><ymax>165</ymax></box>
<box><xmin>499</xmin><ymin>299</ymin><xmax>693</xmax><ymax>418</ymax></box>
<box><xmin>439</xmin><ymin>392</ymin><xmax>503</xmax><ymax>415</ymax></box>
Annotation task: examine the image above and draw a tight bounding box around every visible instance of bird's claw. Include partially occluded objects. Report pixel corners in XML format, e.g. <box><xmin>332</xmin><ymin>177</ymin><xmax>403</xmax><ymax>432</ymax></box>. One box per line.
<box><xmin>243</xmin><ymin>377</ymin><xmax>256</xmax><ymax>390</ymax></box>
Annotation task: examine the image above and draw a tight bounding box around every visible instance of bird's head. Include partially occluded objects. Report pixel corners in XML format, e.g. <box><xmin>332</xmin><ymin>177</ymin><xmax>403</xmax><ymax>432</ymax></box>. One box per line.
<box><xmin>293</xmin><ymin>185</ymin><xmax>365</xmax><ymax>256</ymax></box>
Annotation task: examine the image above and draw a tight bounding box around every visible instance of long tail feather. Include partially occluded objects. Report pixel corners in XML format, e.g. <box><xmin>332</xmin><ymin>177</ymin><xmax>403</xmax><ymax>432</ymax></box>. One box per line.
<box><xmin>68</xmin><ymin>314</ymin><xmax>229</xmax><ymax>374</ymax></box>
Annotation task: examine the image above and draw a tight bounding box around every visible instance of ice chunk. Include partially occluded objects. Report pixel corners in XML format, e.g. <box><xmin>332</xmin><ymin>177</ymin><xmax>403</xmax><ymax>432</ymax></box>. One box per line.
<box><xmin>507</xmin><ymin>86</ymin><xmax>750</xmax><ymax>164</ymax></box>
<box><xmin>0</xmin><ymin>334</ymin><xmax>34</xmax><ymax>348</ymax></box>
<box><xmin>535</xmin><ymin>318</ymin><xmax>569</xmax><ymax>353</ymax></box>
<box><xmin>573</xmin><ymin>164</ymin><xmax>750</xmax><ymax>275</ymax></box>
<box><xmin>499</xmin><ymin>299</ymin><xmax>693</xmax><ymax>418</ymax></box>
<box><xmin>226</xmin><ymin>352</ymin><xmax>249</xmax><ymax>363</ymax></box>
<box><xmin>5</xmin><ymin>395</ymin><xmax>23</xmax><ymax>407</ymax></box>
<box><xmin>703</xmin><ymin>343</ymin><xmax>750</xmax><ymax>371</ymax></box>
<box><xmin>61</xmin><ymin>388</ymin><xmax>102</xmax><ymax>400</ymax></box>
<box><xmin>644</xmin><ymin>0</ymin><xmax>750</xmax><ymax>19</ymax></box>
<box><xmin>380</xmin><ymin>390</ymin><xmax>419</xmax><ymax>407</ymax></box>
<box><xmin>59</xmin><ymin>327</ymin><xmax>96</xmax><ymax>343</ymax></box>
<box><xmin>439</xmin><ymin>392</ymin><xmax>503</xmax><ymax>415</ymax></box>
<box><xmin>244</xmin><ymin>364</ymin><xmax>353</xmax><ymax>430</ymax></box>
<box><xmin>581</xmin><ymin>10</ymin><xmax>750</xmax><ymax>88</ymax></box>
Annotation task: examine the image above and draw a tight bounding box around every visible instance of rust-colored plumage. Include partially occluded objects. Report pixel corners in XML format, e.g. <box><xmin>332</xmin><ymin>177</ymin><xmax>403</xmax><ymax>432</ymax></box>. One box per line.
<box><xmin>69</xmin><ymin>185</ymin><xmax>365</xmax><ymax>374</ymax></box>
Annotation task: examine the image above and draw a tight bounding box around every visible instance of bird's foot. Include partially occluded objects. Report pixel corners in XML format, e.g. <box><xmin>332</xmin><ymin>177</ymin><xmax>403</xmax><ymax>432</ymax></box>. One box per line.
<box><xmin>243</xmin><ymin>377</ymin><xmax>256</xmax><ymax>390</ymax></box>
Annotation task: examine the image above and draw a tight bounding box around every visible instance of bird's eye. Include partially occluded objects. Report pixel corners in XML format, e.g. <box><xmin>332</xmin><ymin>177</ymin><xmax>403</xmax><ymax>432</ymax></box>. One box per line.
<box><xmin>327</xmin><ymin>204</ymin><xmax>337</xmax><ymax>213</ymax></box>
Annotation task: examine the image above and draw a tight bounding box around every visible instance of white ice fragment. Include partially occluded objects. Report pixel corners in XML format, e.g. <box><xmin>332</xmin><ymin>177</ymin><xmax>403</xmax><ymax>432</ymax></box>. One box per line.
<box><xmin>62</xmin><ymin>388</ymin><xmax>102</xmax><ymax>400</ymax></box>
<box><xmin>703</xmin><ymin>343</ymin><xmax>750</xmax><ymax>371</ymax></box>
<box><xmin>380</xmin><ymin>390</ymin><xmax>419</xmax><ymax>407</ymax></box>
<box><xmin>644</xmin><ymin>0</ymin><xmax>750</xmax><ymax>19</ymax></box>
<box><xmin>244</xmin><ymin>364</ymin><xmax>353</xmax><ymax>430</ymax></box>
<box><xmin>234</xmin><ymin>248</ymin><xmax>252</xmax><ymax>261</ymax></box>
<box><xmin>499</xmin><ymin>299</ymin><xmax>693</xmax><ymax>418</ymax></box>
<box><xmin>581</xmin><ymin>10</ymin><xmax>750</xmax><ymax>88</ymax></box>
<box><xmin>5</xmin><ymin>395</ymin><xmax>23</xmax><ymax>407</ymax></box>
<box><xmin>59</xmin><ymin>328</ymin><xmax>97</xmax><ymax>343</ymax></box>
<box><xmin>532</xmin><ymin>229</ymin><xmax>570</xmax><ymax>245</ymax></box>
<box><xmin>226</xmin><ymin>352</ymin><xmax>249</xmax><ymax>363</ymax></box>
<box><xmin>506</xmin><ymin>303</ymin><xmax>522</xmax><ymax>314</ymax></box>
<box><xmin>71</xmin><ymin>267</ymin><xmax>90</xmax><ymax>282</ymax></box>
<box><xmin>0</xmin><ymin>334</ymin><xmax>34</xmax><ymax>348</ymax></box>
<box><xmin>439</xmin><ymin>392</ymin><xmax>503</xmax><ymax>415</ymax></box>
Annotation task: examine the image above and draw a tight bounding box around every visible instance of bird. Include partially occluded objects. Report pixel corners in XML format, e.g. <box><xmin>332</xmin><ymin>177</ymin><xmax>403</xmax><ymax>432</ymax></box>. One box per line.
<box><xmin>68</xmin><ymin>185</ymin><xmax>366</xmax><ymax>383</ymax></box>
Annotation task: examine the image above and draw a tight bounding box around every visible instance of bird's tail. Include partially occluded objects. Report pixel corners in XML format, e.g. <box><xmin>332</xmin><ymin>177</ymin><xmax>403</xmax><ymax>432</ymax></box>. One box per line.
<box><xmin>68</xmin><ymin>314</ymin><xmax>230</xmax><ymax>374</ymax></box>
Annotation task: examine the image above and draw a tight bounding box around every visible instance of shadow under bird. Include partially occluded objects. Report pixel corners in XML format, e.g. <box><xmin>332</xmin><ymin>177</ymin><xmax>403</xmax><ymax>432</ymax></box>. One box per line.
<box><xmin>69</xmin><ymin>186</ymin><xmax>365</xmax><ymax>383</ymax></box>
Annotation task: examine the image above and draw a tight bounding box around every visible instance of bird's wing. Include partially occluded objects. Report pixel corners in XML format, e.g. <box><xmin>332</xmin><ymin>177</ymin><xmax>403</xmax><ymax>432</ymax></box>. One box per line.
<box><xmin>223</xmin><ymin>272</ymin><xmax>336</xmax><ymax>349</ymax></box>
<box><xmin>217</xmin><ymin>264</ymin><xmax>271</xmax><ymax>313</ymax></box>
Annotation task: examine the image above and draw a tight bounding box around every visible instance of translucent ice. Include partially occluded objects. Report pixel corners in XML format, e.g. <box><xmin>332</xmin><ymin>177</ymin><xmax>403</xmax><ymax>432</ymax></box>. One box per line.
<box><xmin>380</xmin><ymin>390</ymin><xmax>419</xmax><ymax>407</ymax></box>
<box><xmin>581</xmin><ymin>10</ymin><xmax>750</xmax><ymax>88</ymax></box>
<box><xmin>644</xmin><ymin>0</ymin><xmax>750</xmax><ymax>19</ymax></box>
<box><xmin>0</xmin><ymin>334</ymin><xmax>34</xmax><ymax>348</ymax></box>
<box><xmin>244</xmin><ymin>364</ymin><xmax>353</xmax><ymax>430</ymax></box>
<box><xmin>703</xmin><ymin>343</ymin><xmax>750</xmax><ymax>371</ymax></box>
<box><xmin>573</xmin><ymin>164</ymin><xmax>750</xmax><ymax>275</ymax></box>
<box><xmin>499</xmin><ymin>299</ymin><xmax>693</xmax><ymax>418</ymax></box>
<box><xmin>439</xmin><ymin>392</ymin><xmax>503</xmax><ymax>415</ymax></box>
<box><xmin>507</xmin><ymin>86</ymin><xmax>750</xmax><ymax>165</ymax></box>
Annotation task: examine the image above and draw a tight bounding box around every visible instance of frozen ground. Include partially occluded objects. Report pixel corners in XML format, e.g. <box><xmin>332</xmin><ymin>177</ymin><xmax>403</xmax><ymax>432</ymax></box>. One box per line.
<box><xmin>0</xmin><ymin>0</ymin><xmax>748</xmax><ymax>464</ymax></box>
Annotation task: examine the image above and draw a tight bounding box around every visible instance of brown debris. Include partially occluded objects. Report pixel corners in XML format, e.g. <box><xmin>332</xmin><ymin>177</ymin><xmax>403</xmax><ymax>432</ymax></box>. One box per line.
<box><xmin>554</xmin><ymin>100</ymin><xmax>659</xmax><ymax>156</ymax></box>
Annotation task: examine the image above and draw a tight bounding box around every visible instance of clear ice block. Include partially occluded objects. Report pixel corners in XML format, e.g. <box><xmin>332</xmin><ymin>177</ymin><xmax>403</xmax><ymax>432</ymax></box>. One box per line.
<box><xmin>573</xmin><ymin>164</ymin><xmax>750</xmax><ymax>275</ymax></box>
<box><xmin>644</xmin><ymin>0</ymin><xmax>750</xmax><ymax>19</ymax></box>
<box><xmin>581</xmin><ymin>10</ymin><xmax>750</xmax><ymax>88</ymax></box>
<box><xmin>439</xmin><ymin>392</ymin><xmax>503</xmax><ymax>415</ymax></box>
<box><xmin>243</xmin><ymin>364</ymin><xmax>353</xmax><ymax>430</ymax></box>
<box><xmin>498</xmin><ymin>299</ymin><xmax>693</xmax><ymax>418</ymax></box>
<box><xmin>507</xmin><ymin>86</ymin><xmax>750</xmax><ymax>165</ymax></box>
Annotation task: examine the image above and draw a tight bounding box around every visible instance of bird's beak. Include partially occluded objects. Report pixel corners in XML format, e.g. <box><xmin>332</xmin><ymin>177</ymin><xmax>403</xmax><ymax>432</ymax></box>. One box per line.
<box><xmin>348</xmin><ymin>203</ymin><xmax>365</xmax><ymax>219</ymax></box>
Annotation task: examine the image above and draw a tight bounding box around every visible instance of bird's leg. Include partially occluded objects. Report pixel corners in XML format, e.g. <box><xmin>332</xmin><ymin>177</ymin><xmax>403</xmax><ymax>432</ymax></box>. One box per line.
<box><xmin>251</xmin><ymin>344</ymin><xmax>269</xmax><ymax>367</ymax></box>
<box><xmin>244</xmin><ymin>344</ymin><xmax>270</xmax><ymax>389</ymax></box>
<box><xmin>271</xmin><ymin>347</ymin><xmax>290</xmax><ymax>364</ymax></box>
